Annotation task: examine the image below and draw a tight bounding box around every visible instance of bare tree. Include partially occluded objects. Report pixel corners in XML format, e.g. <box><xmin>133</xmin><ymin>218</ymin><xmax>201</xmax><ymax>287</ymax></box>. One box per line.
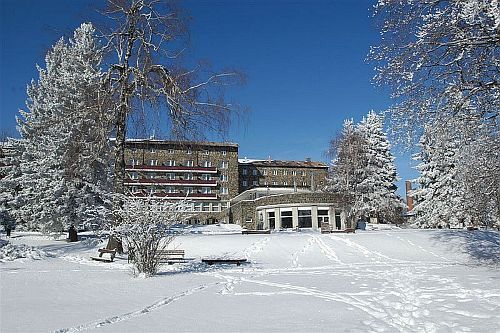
<box><xmin>369</xmin><ymin>0</ymin><xmax>499</xmax><ymax>144</ymax></box>
<box><xmin>99</xmin><ymin>0</ymin><xmax>244</xmax><ymax>196</ymax></box>
<box><xmin>326</xmin><ymin>119</ymin><xmax>367</xmax><ymax>228</ymax></box>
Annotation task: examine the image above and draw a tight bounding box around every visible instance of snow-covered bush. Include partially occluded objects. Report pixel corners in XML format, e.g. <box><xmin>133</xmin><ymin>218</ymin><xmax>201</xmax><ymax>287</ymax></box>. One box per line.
<box><xmin>0</xmin><ymin>242</ymin><xmax>51</xmax><ymax>262</ymax></box>
<box><xmin>113</xmin><ymin>195</ymin><xmax>190</xmax><ymax>277</ymax></box>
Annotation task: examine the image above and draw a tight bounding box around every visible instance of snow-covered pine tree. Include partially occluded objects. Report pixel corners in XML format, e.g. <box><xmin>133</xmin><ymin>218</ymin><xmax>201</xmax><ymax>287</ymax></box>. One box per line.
<box><xmin>0</xmin><ymin>23</ymin><xmax>112</xmax><ymax>232</ymax></box>
<box><xmin>444</xmin><ymin>112</ymin><xmax>498</xmax><ymax>229</ymax></box>
<box><xmin>412</xmin><ymin>125</ymin><xmax>464</xmax><ymax>228</ymax></box>
<box><xmin>456</xmin><ymin>121</ymin><xmax>500</xmax><ymax>228</ymax></box>
<box><xmin>356</xmin><ymin>111</ymin><xmax>403</xmax><ymax>222</ymax></box>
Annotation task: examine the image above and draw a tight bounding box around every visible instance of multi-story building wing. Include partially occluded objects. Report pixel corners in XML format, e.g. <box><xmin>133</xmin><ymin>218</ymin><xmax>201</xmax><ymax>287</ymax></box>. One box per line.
<box><xmin>123</xmin><ymin>139</ymin><xmax>238</xmax><ymax>224</ymax></box>
<box><xmin>122</xmin><ymin>140</ymin><xmax>344</xmax><ymax>230</ymax></box>
<box><xmin>238</xmin><ymin>158</ymin><xmax>328</xmax><ymax>193</ymax></box>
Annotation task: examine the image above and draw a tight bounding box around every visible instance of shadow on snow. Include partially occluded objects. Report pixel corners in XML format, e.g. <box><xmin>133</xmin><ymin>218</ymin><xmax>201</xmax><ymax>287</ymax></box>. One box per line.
<box><xmin>431</xmin><ymin>230</ymin><xmax>500</xmax><ymax>266</ymax></box>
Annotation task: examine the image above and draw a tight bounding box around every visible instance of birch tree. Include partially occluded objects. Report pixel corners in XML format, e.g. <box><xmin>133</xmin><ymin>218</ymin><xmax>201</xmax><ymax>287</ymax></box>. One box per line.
<box><xmin>326</xmin><ymin>119</ymin><xmax>367</xmax><ymax>228</ymax></box>
<box><xmin>99</xmin><ymin>0</ymin><xmax>244</xmax><ymax>196</ymax></box>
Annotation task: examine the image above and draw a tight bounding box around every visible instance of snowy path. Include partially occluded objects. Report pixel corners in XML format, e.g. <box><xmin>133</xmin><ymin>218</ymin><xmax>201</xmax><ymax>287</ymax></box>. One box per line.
<box><xmin>1</xmin><ymin>230</ymin><xmax>499</xmax><ymax>332</ymax></box>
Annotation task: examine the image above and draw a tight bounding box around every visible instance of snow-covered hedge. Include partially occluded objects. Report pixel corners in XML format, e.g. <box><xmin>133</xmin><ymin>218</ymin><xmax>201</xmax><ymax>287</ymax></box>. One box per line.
<box><xmin>0</xmin><ymin>241</ymin><xmax>51</xmax><ymax>262</ymax></box>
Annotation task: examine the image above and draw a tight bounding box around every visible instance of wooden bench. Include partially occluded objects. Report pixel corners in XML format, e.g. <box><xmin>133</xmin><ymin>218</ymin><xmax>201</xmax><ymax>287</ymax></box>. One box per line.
<box><xmin>242</xmin><ymin>229</ymin><xmax>271</xmax><ymax>235</ymax></box>
<box><xmin>90</xmin><ymin>248</ymin><xmax>116</xmax><ymax>262</ymax></box>
<box><xmin>157</xmin><ymin>249</ymin><xmax>187</xmax><ymax>265</ymax></box>
<box><xmin>323</xmin><ymin>228</ymin><xmax>356</xmax><ymax>234</ymax></box>
<box><xmin>202</xmin><ymin>258</ymin><xmax>247</xmax><ymax>266</ymax></box>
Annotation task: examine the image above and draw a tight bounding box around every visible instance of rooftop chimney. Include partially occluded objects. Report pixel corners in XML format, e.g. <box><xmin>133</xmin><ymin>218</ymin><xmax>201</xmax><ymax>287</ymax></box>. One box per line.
<box><xmin>305</xmin><ymin>157</ymin><xmax>311</xmax><ymax>162</ymax></box>
<box><xmin>406</xmin><ymin>180</ymin><xmax>414</xmax><ymax>212</ymax></box>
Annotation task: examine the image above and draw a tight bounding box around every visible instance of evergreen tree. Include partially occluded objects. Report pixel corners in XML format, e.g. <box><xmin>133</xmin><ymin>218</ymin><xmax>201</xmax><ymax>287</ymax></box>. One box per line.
<box><xmin>357</xmin><ymin>111</ymin><xmax>402</xmax><ymax>222</ymax></box>
<box><xmin>412</xmin><ymin>126</ymin><xmax>463</xmax><ymax>228</ymax></box>
<box><xmin>413</xmin><ymin>116</ymin><xmax>499</xmax><ymax>229</ymax></box>
<box><xmin>327</xmin><ymin>112</ymin><xmax>402</xmax><ymax>226</ymax></box>
<box><xmin>0</xmin><ymin>23</ymin><xmax>112</xmax><ymax>232</ymax></box>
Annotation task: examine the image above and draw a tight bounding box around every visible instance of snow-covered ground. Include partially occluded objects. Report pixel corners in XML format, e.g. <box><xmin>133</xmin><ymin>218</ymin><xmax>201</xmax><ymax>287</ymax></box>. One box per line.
<box><xmin>1</xmin><ymin>228</ymin><xmax>499</xmax><ymax>332</ymax></box>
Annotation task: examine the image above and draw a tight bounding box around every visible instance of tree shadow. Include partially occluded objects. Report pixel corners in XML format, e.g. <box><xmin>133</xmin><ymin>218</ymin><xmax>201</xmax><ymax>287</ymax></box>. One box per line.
<box><xmin>431</xmin><ymin>230</ymin><xmax>500</xmax><ymax>266</ymax></box>
<box><xmin>156</xmin><ymin>260</ymin><xmax>251</xmax><ymax>276</ymax></box>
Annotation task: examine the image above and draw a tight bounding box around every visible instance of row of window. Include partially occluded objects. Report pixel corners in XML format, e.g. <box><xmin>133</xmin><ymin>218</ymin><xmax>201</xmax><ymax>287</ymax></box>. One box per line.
<box><xmin>242</xmin><ymin>180</ymin><xmax>309</xmax><ymax>187</ymax></box>
<box><xmin>129</xmin><ymin>186</ymin><xmax>229</xmax><ymax>195</ymax></box>
<box><xmin>130</xmin><ymin>159</ymin><xmax>229</xmax><ymax>168</ymax></box>
<box><xmin>128</xmin><ymin>172</ymin><xmax>229</xmax><ymax>182</ymax></box>
<box><xmin>137</xmin><ymin>147</ymin><xmax>229</xmax><ymax>156</ymax></box>
<box><xmin>241</xmin><ymin>168</ymin><xmax>308</xmax><ymax>177</ymax></box>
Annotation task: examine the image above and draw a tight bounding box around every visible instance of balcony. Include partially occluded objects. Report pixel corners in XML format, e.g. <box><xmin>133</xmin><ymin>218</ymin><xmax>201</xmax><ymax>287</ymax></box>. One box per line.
<box><xmin>124</xmin><ymin>178</ymin><xmax>218</xmax><ymax>187</ymax></box>
<box><xmin>125</xmin><ymin>165</ymin><xmax>218</xmax><ymax>174</ymax></box>
<box><xmin>130</xmin><ymin>192</ymin><xmax>218</xmax><ymax>200</ymax></box>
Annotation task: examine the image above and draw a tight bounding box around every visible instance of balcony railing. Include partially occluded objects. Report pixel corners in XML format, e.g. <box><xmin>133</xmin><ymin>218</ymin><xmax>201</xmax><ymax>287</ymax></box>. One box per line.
<box><xmin>130</xmin><ymin>192</ymin><xmax>218</xmax><ymax>200</ymax></box>
<box><xmin>125</xmin><ymin>165</ymin><xmax>217</xmax><ymax>173</ymax></box>
<box><xmin>124</xmin><ymin>178</ymin><xmax>218</xmax><ymax>186</ymax></box>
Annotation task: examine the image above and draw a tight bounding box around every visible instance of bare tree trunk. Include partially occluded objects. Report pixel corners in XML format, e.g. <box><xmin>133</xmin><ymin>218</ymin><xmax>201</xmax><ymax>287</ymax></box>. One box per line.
<box><xmin>114</xmin><ymin>100</ymin><xmax>128</xmax><ymax>196</ymax></box>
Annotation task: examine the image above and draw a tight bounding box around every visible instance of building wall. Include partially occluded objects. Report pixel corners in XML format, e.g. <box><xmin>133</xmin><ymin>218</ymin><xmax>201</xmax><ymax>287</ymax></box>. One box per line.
<box><xmin>123</xmin><ymin>140</ymin><xmax>238</xmax><ymax>223</ymax></box>
<box><xmin>230</xmin><ymin>192</ymin><xmax>347</xmax><ymax>230</ymax></box>
<box><xmin>238</xmin><ymin>163</ymin><xmax>328</xmax><ymax>193</ymax></box>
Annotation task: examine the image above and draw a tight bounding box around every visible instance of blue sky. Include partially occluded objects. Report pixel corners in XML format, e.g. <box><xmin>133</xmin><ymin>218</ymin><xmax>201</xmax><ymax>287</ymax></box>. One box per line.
<box><xmin>0</xmin><ymin>0</ymin><xmax>418</xmax><ymax>195</ymax></box>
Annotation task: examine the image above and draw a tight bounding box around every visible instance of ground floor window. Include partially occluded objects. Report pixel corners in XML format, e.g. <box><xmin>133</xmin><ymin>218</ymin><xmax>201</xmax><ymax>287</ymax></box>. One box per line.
<box><xmin>268</xmin><ymin>211</ymin><xmax>275</xmax><ymax>229</ymax></box>
<box><xmin>318</xmin><ymin>209</ymin><xmax>329</xmax><ymax>228</ymax></box>
<box><xmin>281</xmin><ymin>211</ymin><xmax>293</xmax><ymax>228</ymax></box>
<box><xmin>298</xmin><ymin>209</ymin><xmax>312</xmax><ymax>228</ymax></box>
<box><xmin>335</xmin><ymin>210</ymin><xmax>342</xmax><ymax>230</ymax></box>
<box><xmin>207</xmin><ymin>218</ymin><xmax>218</xmax><ymax>225</ymax></box>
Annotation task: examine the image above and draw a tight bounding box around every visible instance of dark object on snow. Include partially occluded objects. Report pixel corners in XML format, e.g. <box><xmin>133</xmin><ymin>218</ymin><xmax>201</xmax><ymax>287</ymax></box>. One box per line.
<box><xmin>106</xmin><ymin>235</ymin><xmax>123</xmax><ymax>254</ymax></box>
<box><xmin>68</xmin><ymin>225</ymin><xmax>78</xmax><ymax>242</ymax></box>
<box><xmin>202</xmin><ymin>258</ymin><xmax>247</xmax><ymax>266</ymax></box>
<box><xmin>1</xmin><ymin>210</ymin><xmax>15</xmax><ymax>237</ymax></box>
<box><xmin>91</xmin><ymin>248</ymin><xmax>116</xmax><ymax>262</ymax></box>
<box><xmin>242</xmin><ymin>229</ymin><xmax>271</xmax><ymax>235</ymax></box>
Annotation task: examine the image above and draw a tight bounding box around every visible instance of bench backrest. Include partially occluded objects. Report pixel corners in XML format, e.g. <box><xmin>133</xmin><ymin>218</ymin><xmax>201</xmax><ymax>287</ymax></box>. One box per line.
<box><xmin>98</xmin><ymin>248</ymin><xmax>117</xmax><ymax>254</ymax></box>
<box><xmin>160</xmin><ymin>250</ymin><xmax>184</xmax><ymax>255</ymax></box>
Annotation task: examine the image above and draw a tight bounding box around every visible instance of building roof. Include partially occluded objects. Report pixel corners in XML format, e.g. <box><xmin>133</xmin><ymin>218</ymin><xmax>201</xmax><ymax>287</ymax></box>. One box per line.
<box><xmin>238</xmin><ymin>158</ymin><xmax>328</xmax><ymax>169</ymax></box>
<box><xmin>230</xmin><ymin>187</ymin><xmax>312</xmax><ymax>204</ymax></box>
<box><xmin>115</xmin><ymin>138</ymin><xmax>239</xmax><ymax>148</ymax></box>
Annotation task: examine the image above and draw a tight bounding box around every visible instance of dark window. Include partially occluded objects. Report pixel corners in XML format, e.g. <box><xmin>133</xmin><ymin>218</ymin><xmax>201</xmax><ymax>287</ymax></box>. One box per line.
<box><xmin>281</xmin><ymin>211</ymin><xmax>293</xmax><ymax>229</ymax></box>
<box><xmin>268</xmin><ymin>211</ymin><xmax>275</xmax><ymax>229</ymax></box>
<box><xmin>298</xmin><ymin>210</ymin><xmax>312</xmax><ymax>228</ymax></box>
<box><xmin>335</xmin><ymin>211</ymin><xmax>342</xmax><ymax>230</ymax></box>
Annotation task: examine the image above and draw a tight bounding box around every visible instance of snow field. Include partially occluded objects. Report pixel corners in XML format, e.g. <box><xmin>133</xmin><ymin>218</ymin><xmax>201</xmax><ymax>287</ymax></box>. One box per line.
<box><xmin>1</xmin><ymin>229</ymin><xmax>499</xmax><ymax>332</ymax></box>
